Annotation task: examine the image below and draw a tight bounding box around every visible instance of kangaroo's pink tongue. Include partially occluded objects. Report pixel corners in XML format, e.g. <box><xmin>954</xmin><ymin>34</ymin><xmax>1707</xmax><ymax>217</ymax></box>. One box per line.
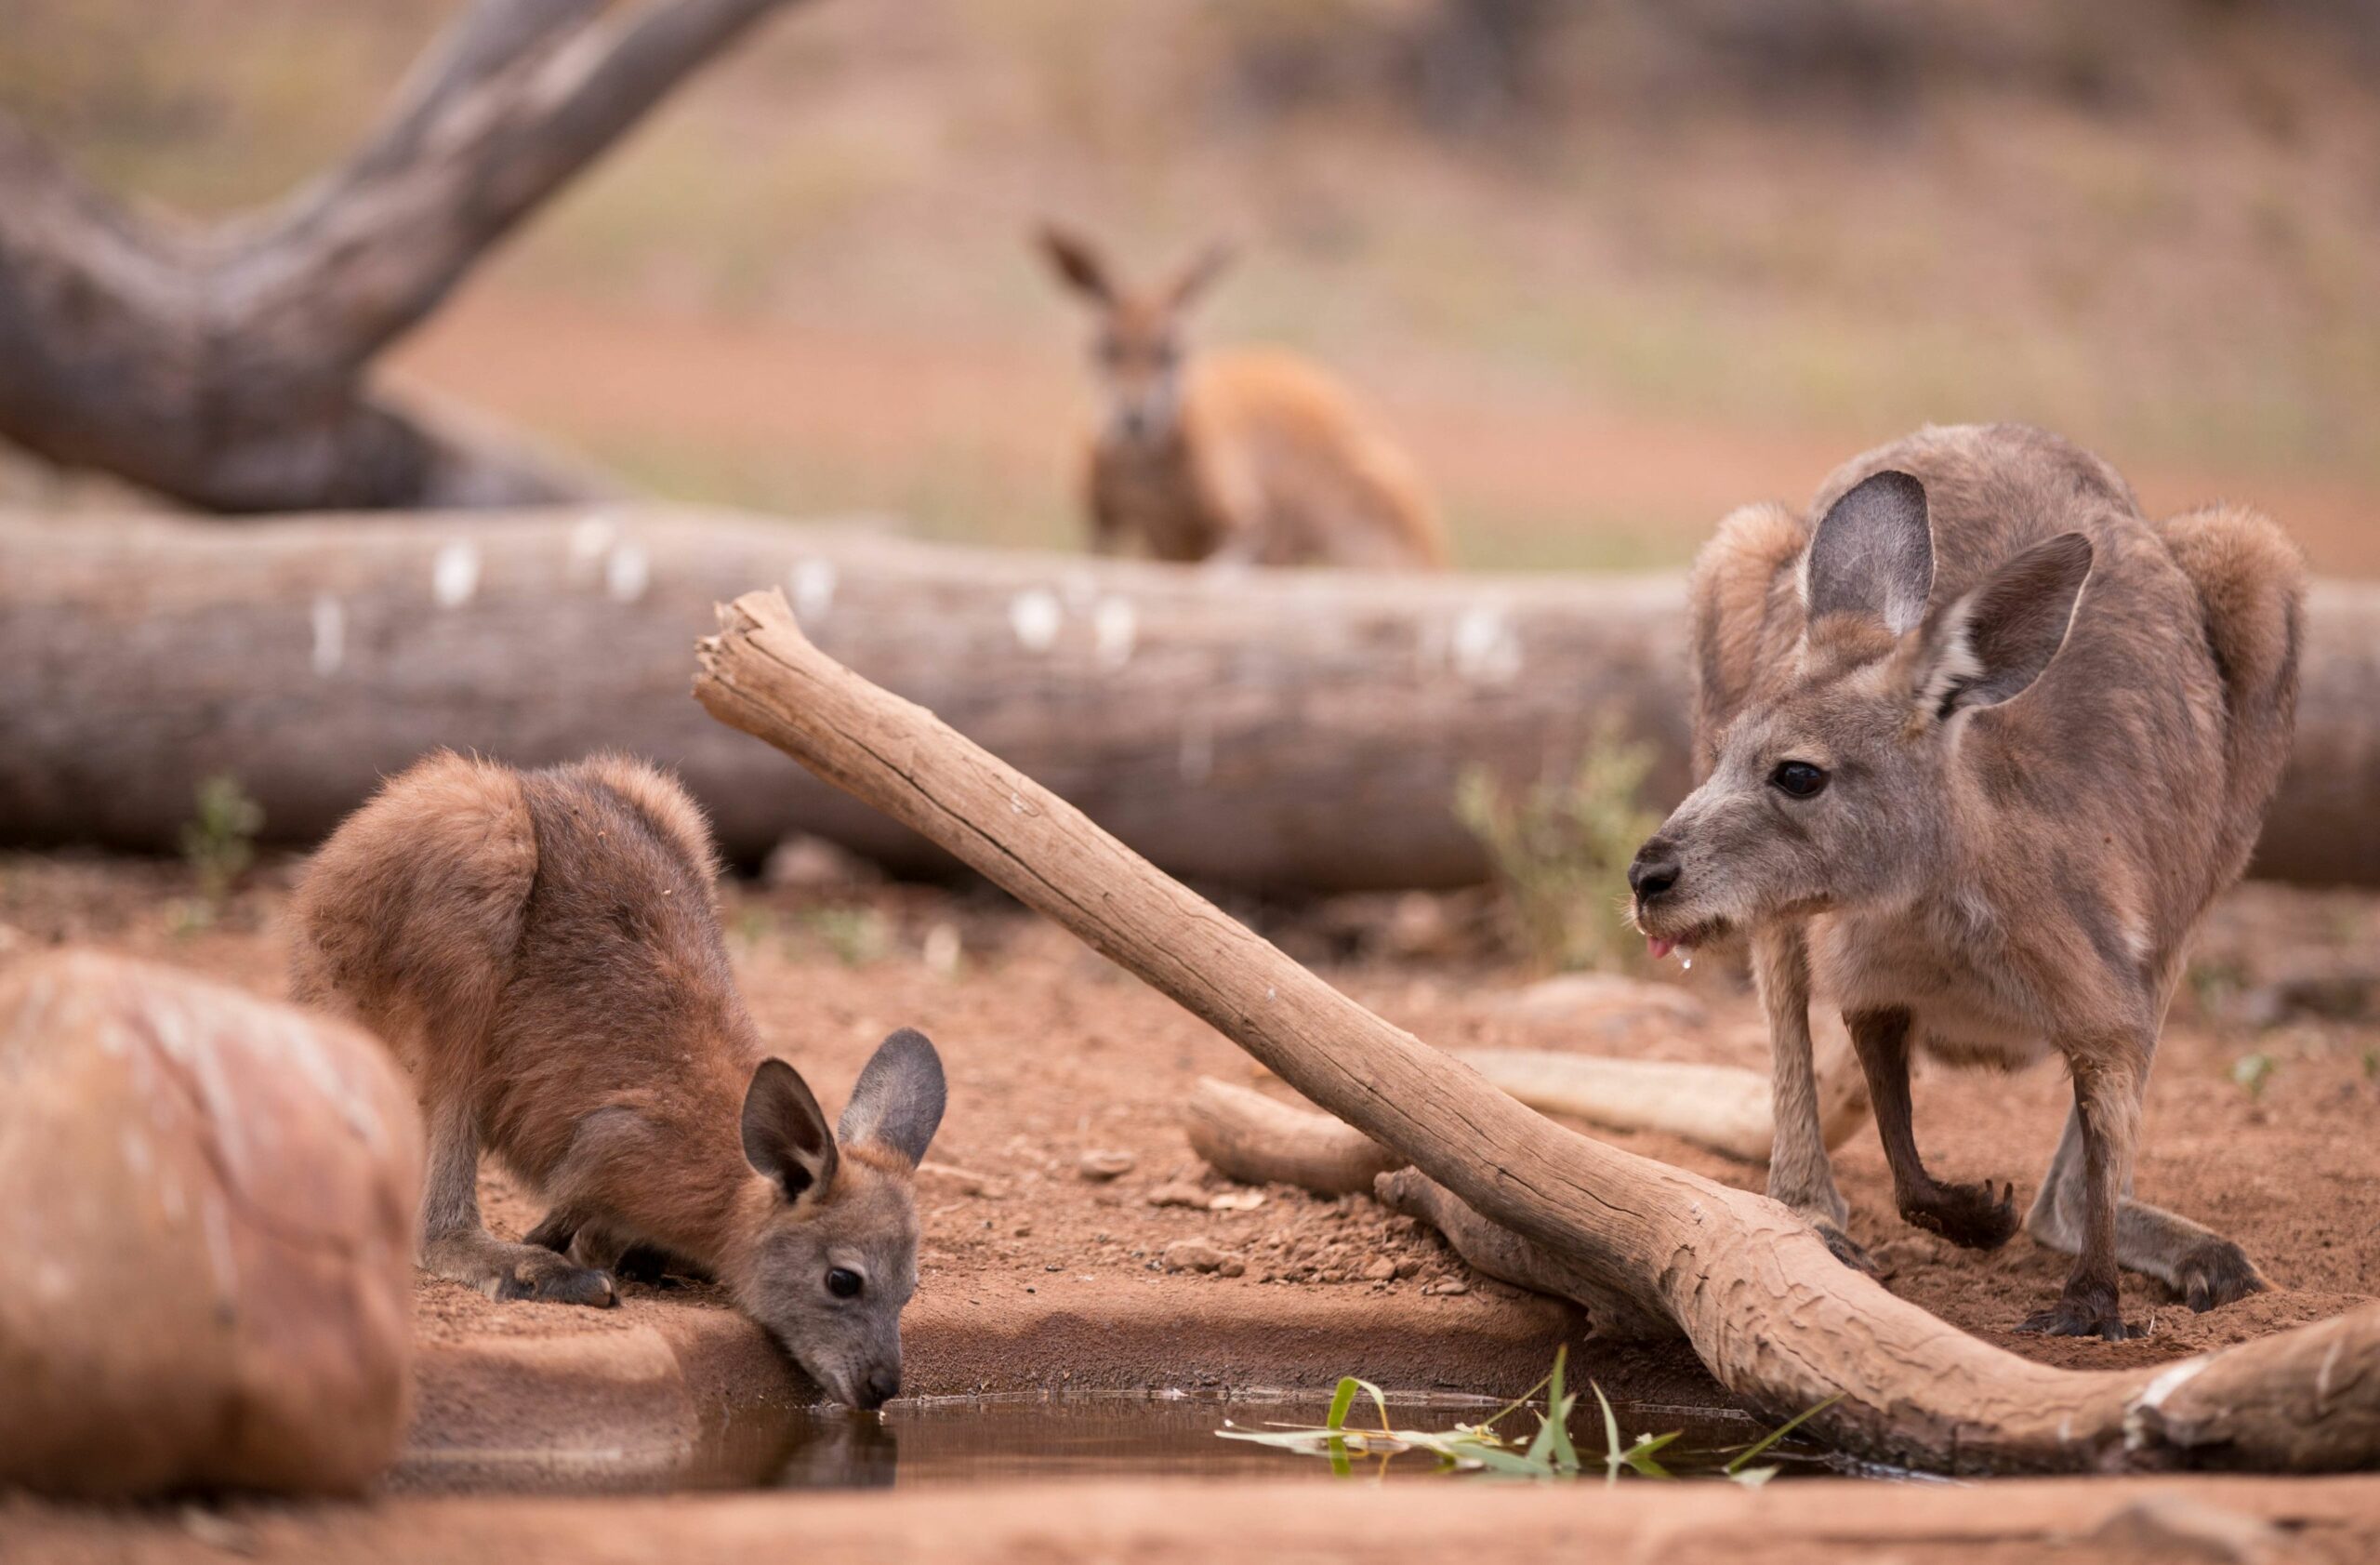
<box><xmin>1646</xmin><ymin>936</ymin><xmax>1676</xmax><ymax>961</ymax></box>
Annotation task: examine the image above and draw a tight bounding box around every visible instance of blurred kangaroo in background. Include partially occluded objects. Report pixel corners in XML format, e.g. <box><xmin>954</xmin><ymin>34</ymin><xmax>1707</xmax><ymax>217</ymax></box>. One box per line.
<box><xmin>1036</xmin><ymin>221</ymin><xmax>1449</xmax><ymax>570</ymax></box>
<box><xmin>1628</xmin><ymin>424</ymin><xmax>2302</xmax><ymax>1339</ymax></box>
<box><xmin>290</xmin><ymin>752</ymin><xmax>945</xmax><ymax>1408</ymax></box>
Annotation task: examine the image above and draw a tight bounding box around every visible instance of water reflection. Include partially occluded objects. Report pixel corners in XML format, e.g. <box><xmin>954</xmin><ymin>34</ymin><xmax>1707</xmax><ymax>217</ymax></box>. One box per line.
<box><xmin>767</xmin><ymin>1391</ymin><xmax>1849</xmax><ymax>1490</ymax></box>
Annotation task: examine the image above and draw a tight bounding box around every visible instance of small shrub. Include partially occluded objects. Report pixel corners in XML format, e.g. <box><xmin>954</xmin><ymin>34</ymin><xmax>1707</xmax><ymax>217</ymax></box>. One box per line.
<box><xmin>2231</xmin><ymin>1051</ymin><xmax>2277</xmax><ymax>1100</ymax></box>
<box><xmin>180</xmin><ymin>774</ymin><xmax>264</xmax><ymax>908</ymax></box>
<box><xmin>1455</xmin><ymin>722</ymin><xmax>1661</xmax><ymax>974</ymax></box>
<box><xmin>803</xmin><ymin>906</ymin><xmax>888</xmax><ymax>968</ymax></box>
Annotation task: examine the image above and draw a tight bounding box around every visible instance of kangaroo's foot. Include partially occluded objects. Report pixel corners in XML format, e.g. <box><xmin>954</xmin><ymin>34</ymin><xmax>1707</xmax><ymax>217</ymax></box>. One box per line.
<box><xmin>2176</xmin><ymin>1238</ymin><xmax>2268</xmax><ymax>1313</ymax></box>
<box><xmin>2016</xmin><ymin>1280</ymin><xmax>2141</xmax><ymax>1342</ymax></box>
<box><xmin>427</xmin><ymin>1232</ymin><xmax>617</xmax><ymax>1307</ymax></box>
<box><xmin>522</xmin><ymin>1208</ymin><xmax>579</xmax><ymax>1253</ymax></box>
<box><xmin>615</xmin><ymin>1242</ymin><xmax>712</xmax><ymax>1287</ymax></box>
<box><xmin>1899</xmin><ymin>1178</ymin><xmax>2019</xmax><ymax>1251</ymax></box>
<box><xmin>1812</xmin><ymin>1220</ymin><xmax>1878</xmax><ymax>1275</ymax></box>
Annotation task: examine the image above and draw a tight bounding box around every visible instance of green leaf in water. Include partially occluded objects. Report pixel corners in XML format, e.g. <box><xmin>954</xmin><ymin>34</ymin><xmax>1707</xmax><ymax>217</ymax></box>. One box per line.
<box><xmin>1723</xmin><ymin>1394</ymin><xmax>1844</xmax><ymax>1477</ymax></box>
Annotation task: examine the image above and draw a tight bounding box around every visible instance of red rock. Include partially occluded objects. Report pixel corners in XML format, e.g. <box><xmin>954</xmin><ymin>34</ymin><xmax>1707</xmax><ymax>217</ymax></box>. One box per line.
<box><xmin>0</xmin><ymin>950</ymin><xmax>422</xmax><ymax>1496</ymax></box>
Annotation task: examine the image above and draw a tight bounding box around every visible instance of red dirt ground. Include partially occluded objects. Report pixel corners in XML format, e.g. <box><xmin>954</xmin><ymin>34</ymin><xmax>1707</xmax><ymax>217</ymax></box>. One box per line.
<box><xmin>4</xmin><ymin>855</ymin><xmax>2373</xmax><ymax>1394</ymax></box>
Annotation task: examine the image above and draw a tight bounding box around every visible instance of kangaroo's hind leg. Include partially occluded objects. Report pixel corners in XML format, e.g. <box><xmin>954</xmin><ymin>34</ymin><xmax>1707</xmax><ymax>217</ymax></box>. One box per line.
<box><xmin>419</xmin><ymin>1097</ymin><xmax>615</xmax><ymax>1308</ymax></box>
<box><xmin>2025</xmin><ymin>1086</ymin><xmax>2267</xmax><ymax>1313</ymax></box>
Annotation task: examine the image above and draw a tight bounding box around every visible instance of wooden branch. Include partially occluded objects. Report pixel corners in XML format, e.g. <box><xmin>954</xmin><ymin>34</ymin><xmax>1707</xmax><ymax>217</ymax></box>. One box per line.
<box><xmin>1461</xmin><ymin>1017</ymin><xmax>1870</xmax><ymax>1160</ymax></box>
<box><xmin>694</xmin><ymin>586</ymin><xmax>2380</xmax><ymax>1474</ymax></box>
<box><xmin>1192</xmin><ymin>1036</ymin><xmax>1866</xmax><ymax>1187</ymax></box>
<box><xmin>0</xmin><ymin>0</ymin><xmax>804</xmax><ymax>511</ymax></box>
<box><xmin>1373</xmin><ymin>1169</ymin><xmax>1674</xmax><ymax>1342</ymax></box>
<box><xmin>1183</xmin><ymin>1078</ymin><xmax>1404</xmax><ymax>1196</ymax></box>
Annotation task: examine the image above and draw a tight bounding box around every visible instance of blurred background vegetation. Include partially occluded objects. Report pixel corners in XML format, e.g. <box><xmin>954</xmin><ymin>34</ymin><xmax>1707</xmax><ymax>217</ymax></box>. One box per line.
<box><xmin>4</xmin><ymin>0</ymin><xmax>2375</xmax><ymax>573</ymax></box>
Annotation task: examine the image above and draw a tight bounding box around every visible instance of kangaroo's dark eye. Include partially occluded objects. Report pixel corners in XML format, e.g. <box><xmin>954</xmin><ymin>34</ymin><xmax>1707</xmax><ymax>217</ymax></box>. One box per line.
<box><xmin>826</xmin><ymin>1267</ymin><xmax>864</xmax><ymax>1299</ymax></box>
<box><xmin>1770</xmin><ymin>761</ymin><xmax>1829</xmax><ymax>799</ymax></box>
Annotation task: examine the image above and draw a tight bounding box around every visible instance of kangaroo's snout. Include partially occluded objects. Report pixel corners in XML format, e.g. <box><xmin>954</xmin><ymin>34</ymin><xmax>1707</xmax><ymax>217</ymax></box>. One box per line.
<box><xmin>1628</xmin><ymin>840</ymin><xmax>1682</xmax><ymax>904</ymax></box>
<box><xmin>858</xmin><ymin>1364</ymin><xmax>901</xmax><ymax>1410</ymax></box>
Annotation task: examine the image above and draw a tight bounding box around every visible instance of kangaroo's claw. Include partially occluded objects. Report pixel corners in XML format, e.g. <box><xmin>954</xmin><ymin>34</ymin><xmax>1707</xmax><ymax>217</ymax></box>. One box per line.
<box><xmin>492</xmin><ymin>1250</ymin><xmax>617</xmax><ymax>1308</ymax></box>
<box><xmin>1901</xmin><ymin>1179</ymin><xmax>2019</xmax><ymax>1252</ymax></box>
<box><xmin>2177</xmin><ymin>1240</ymin><xmax>2268</xmax><ymax>1313</ymax></box>
<box><xmin>2016</xmin><ymin>1285</ymin><xmax>2141</xmax><ymax>1341</ymax></box>
<box><xmin>1814</xmin><ymin>1222</ymin><xmax>1879</xmax><ymax>1276</ymax></box>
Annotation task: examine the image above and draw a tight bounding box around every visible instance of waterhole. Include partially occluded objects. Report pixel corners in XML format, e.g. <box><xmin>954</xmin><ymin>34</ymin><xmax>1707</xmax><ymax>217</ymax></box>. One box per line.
<box><xmin>394</xmin><ymin>1381</ymin><xmax>1895</xmax><ymax>1496</ymax></box>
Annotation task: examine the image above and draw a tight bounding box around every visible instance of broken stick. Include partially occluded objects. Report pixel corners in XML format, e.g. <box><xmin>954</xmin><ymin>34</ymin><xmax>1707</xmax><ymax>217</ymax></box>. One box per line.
<box><xmin>694</xmin><ymin>587</ymin><xmax>2380</xmax><ymax>1475</ymax></box>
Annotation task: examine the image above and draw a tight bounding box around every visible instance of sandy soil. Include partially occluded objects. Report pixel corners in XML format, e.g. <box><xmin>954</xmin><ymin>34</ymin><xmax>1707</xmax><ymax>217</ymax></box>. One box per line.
<box><xmin>4</xmin><ymin>853</ymin><xmax>2374</xmax><ymax>1399</ymax></box>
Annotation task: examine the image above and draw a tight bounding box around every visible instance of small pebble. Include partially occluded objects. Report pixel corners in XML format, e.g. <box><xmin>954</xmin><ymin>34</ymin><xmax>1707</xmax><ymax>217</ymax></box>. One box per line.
<box><xmin>1161</xmin><ymin>1240</ymin><xmax>1242</xmax><ymax>1275</ymax></box>
<box><xmin>1078</xmin><ymin>1149</ymin><xmax>1136</xmax><ymax>1181</ymax></box>
<box><xmin>1361</xmin><ymin>1257</ymin><xmax>1398</xmax><ymax>1282</ymax></box>
<box><xmin>1146</xmin><ymin>1182</ymin><xmax>1210</xmax><ymax>1208</ymax></box>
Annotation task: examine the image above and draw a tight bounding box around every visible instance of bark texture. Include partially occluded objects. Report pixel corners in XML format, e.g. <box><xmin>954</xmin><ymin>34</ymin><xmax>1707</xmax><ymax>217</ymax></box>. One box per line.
<box><xmin>0</xmin><ymin>0</ymin><xmax>801</xmax><ymax>511</ymax></box>
<box><xmin>0</xmin><ymin>509</ymin><xmax>1689</xmax><ymax>887</ymax></box>
<box><xmin>1183</xmin><ymin>1078</ymin><xmax>1405</xmax><ymax>1197</ymax></box>
<box><xmin>10</xmin><ymin>508</ymin><xmax>2380</xmax><ymax>889</ymax></box>
<box><xmin>693</xmin><ymin>585</ymin><xmax>2380</xmax><ymax>1474</ymax></box>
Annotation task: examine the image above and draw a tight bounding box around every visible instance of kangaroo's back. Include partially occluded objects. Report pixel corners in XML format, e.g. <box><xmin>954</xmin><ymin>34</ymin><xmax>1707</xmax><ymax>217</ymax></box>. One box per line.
<box><xmin>288</xmin><ymin>749</ymin><xmax>538</xmax><ymax>1086</ymax></box>
<box><xmin>2149</xmin><ymin>503</ymin><xmax>2306</xmax><ymax>887</ymax></box>
<box><xmin>1186</xmin><ymin>349</ymin><xmax>1448</xmax><ymax>569</ymax></box>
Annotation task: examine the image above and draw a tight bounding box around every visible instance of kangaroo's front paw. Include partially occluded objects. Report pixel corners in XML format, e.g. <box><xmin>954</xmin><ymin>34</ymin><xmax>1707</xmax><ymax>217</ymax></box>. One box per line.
<box><xmin>490</xmin><ymin>1247</ymin><xmax>617</xmax><ymax>1308</ymax></box>
<box><xmin>1901</xmin><ymin>1180</ymin><xmax>2018</xmax><ymax>1252</ymax></box>
<box><xmin>1812</xmin><ymin>1221</ymin><xmax>1878</xmax><ymax>1276</ymax></box>
<box><xmin>2177</xmin><ymin>1240</ymin><xmax>2268</xmax><ymax>1313</ymax></box>
<box><xmin>2016</xmin><ymin>1286</ymin><xmax>2141</xmax><ymax>1342</ymax></box>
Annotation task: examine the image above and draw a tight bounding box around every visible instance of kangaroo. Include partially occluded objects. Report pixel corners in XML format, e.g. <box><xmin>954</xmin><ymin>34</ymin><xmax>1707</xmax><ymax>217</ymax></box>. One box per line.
<box><xmin>1627</xmin><ymin>424</ymin><xmax>2302</xmax><ymax>1340</ymax></box>
<box><xmin>288</xmin><ymin>751</ymin><xmax>946</xmax><ymax>1408</ymax></box>
<box><xmin>1036</xmin><ymin>221</ymin><xmax>1449</xmax><ymax>570</ymax></box>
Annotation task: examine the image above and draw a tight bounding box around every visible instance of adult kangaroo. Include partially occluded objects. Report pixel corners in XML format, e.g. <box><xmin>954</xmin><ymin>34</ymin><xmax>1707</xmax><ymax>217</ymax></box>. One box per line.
<box><xmin>1629</xmin><ymin>423</ymin><xmax>2302</xmax><ymax>1339</ymax></box>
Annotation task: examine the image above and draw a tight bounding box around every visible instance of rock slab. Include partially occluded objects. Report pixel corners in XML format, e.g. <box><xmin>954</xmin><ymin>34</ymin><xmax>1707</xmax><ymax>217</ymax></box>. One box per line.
<box><xmin>0</xmin><ymin>949</ymin><xmax>423</xmax><ymax>1496</ymax></box>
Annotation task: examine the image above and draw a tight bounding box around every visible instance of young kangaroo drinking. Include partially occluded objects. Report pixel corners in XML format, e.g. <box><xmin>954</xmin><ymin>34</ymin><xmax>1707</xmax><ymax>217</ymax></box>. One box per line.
<box><xmin>1036</xmin><ymin>221</ymin><xmax>1448</xmax><ymax>570</ymax></box>
<box><xmin>289</xmin><ymin>752</ymin><xmax>945</xmax><ymax>1407</ymax></box>
<box><xmin>1629</xmin><ymin>424</ymin><xmax>2302</xmax><ymax>1339</ymax></box>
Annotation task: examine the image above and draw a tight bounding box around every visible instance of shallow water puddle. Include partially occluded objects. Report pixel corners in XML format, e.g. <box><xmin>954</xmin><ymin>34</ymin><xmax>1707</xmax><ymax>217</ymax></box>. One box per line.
<box><xmin>769</xmin><ymin>1389</ymin><xmax>1855</xmax><ymax>1490</ymax></box>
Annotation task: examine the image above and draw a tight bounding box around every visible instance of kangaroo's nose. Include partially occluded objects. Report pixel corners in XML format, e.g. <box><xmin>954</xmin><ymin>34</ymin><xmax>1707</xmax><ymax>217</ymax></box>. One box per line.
<box><xmin>858</xmin><ymin>1367</ymin><xmax>901</xmax><ymax>1410</ymax></box>
<box><xmin>1628</xmin><ymin>842</ymin><xmax>1682</xmax><ymax>903</ymax></box>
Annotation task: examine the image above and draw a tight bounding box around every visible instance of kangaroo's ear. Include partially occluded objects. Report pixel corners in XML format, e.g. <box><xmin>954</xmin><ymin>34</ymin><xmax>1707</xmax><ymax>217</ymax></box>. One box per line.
<box><xmin>1166</xmin><ymin>238</ymin><xmax>1236</xmax><ymax>311</ymax></box>
<box><xmin>837</xmin><ymin>1028</ymin><xmax>947</xmax><ymax>1167</ymax></box>
<box><xmin>743</xmin><ymin>1057</ymin><xmax>839</xmax><ymax>1202</ymax></box>
<box><xmin>1911</xmin><ymin>531</ymin><xmax>2094</xmax><ymax>719</ymax></box>
<box><xmin>1804</xmin><ymin>470</ymin><xmax>1935</xmax><ymax>637</ymax></box>
<box><xmin>1037</xmin><ymin>222</ymin><xmax>1115</xmax><ymax>303</ymax></box>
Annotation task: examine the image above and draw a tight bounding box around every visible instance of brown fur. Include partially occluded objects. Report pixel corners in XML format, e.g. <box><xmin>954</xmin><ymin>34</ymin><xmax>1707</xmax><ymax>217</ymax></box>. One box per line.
<box><xmin>1633</xmin><ymin>424</ymin><xmax>2305</xmax><ymax>1338</ymax></box>
<box><xmin>289</xmin><ymin>752</ymin><xmax>945</xmax><ymax>1406</ymax></box>
<box><xmin>1038</xmin><ymin>223</ymin><xmax>1448</xmax><ymax>570</ymax></box>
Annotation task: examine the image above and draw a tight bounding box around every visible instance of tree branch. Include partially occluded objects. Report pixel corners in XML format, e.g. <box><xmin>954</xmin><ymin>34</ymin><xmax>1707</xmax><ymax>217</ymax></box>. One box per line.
<box><xmin>0</xmin><ymin>0</ymin><xmax>805</xmax><ymax>511</ymax></box>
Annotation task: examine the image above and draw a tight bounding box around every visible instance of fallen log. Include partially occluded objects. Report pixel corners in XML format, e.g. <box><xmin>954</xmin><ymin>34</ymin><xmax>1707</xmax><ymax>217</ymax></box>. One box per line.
<box><xmin>8</xmin><ymin>507</ymin><xmax>2380</xmax><ymax>889</ymax></box>
<box><xmin>694</xmin><ymin>585</ymin><xmax>2380</xmax><ymax>1474</ymax></box>
<box><xmin>0</xmin><ymin>508</ymin><xmax>1690</xmax><ymax>887</ymax></box>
